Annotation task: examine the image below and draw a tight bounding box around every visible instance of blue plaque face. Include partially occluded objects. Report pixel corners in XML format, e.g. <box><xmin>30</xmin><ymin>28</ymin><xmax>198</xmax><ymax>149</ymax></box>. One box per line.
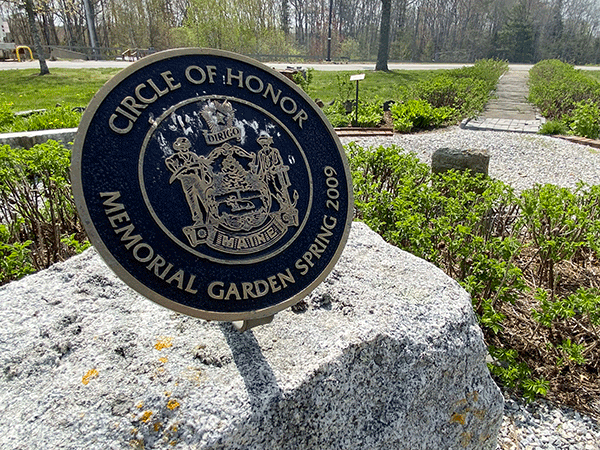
<box><xmin>72</xmin><ymin>49</ymin><xmax>353</xmax><ymax>321</ymax></box>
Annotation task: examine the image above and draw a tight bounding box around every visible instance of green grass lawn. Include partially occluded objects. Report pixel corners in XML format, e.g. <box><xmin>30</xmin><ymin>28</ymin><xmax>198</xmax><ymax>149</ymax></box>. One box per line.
<box><xmin>307</xmin><ymin>69</ymin><xmax>437</xmax><ymax>103</ymax></box>
<box><xmin>0</xmin><ymin>67</ymin><xmax>438</xmax><ymax>112</ymax></box>
<box><xmin>0</xmin><ymin>68</ymin><xmax>122</xmax><ymax>110</ymax></box>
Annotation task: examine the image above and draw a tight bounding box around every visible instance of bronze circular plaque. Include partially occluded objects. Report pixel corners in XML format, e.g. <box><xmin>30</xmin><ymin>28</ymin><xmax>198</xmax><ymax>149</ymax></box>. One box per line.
<box><xmin>72</xmin><ymin>48</ymin><xmax>353</xmax><ymax>322</ymax></box>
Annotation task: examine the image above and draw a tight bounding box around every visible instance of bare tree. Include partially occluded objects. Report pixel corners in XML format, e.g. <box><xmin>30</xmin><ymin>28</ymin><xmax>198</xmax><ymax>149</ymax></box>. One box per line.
<box><xmin>23</xmin><ymin>0</ymin><xmax>49</xmax><ymax>74</ymax></box>
<box><xmin>376</xmin><ymin>0</ymin><xmax>391</xmax><ymax>70</ymax></box>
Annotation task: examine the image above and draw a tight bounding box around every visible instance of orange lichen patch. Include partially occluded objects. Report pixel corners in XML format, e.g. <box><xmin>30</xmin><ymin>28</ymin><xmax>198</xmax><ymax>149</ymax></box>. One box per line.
<box><xmin>153</xmin><ymin>422</ymin><xmax>162</xmax><ymax>432</ymax></box>
<box><xmin>154</xmin><ymin>337</ymin><xmax>173</xmax><ymax>351</ymax></box>
<box><xmin>159</xmin><ymin>357</ymin><xmax>168</xmax><ymax>364</ymax></box>
<box><xmin>82</xmin><ymin>369</ymin><xmax>99</xmax><ymax>385</ymax></box>
<box><xmin>140</xmin><ymin>411</ymin><xmax>153</xmax><ymax>423</ymax></box>
<box><xmin>164</xmin><ymin>391</ymin><xmax>171</xmax><ymax>397</ymax></box>
<box><xmin>166</xmin><ymin>399</ymin><xmax>180</xmax><ymax>410</ymax></box>
<box><xmin>451</xmin><ymin>413</ymin><xmax>466</xmax><ymax>425</ymax></box>
<box><xmin>136</xmin><ymin>402</ymin><xmax>144</xmax><ymax>409</ymax></box>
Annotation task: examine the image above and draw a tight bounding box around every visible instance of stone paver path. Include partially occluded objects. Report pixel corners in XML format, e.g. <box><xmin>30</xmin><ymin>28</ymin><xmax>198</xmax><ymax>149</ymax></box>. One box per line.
<box><xmin>461</xmin><ymin>69</ymin><xmax>545</xmax><ymax>133</ymax></box>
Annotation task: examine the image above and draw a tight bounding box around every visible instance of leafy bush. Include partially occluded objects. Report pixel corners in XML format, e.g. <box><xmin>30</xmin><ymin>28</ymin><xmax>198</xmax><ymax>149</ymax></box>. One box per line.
<box><xmin>391</xmin><ymin>59</ymin><xmax>506</xmax><ymax>131</ymax></box>
<box><xmin>452</xmin><ymin>59</ymin><xmax>509</xmax><ymax>90</ymax></box>
<box><xmin>518</xmin><ymin>183</ymin><xmax>592</xmax><ymax>297</ymax></box>
<box><xmin>417</xmin><ymin>74</ymin><xmax>486</xmax><ymax>116</ymax></box>
<box><xmin>323</xmin><ymin>99</ymin><xmax>384</xmax><ymax>128</ymax></box>
<box><xmin>0</xmin><ymin>106</ymin><xmax>82</xmax><ymax>133</ymax></box>
<box><xmin>529</xmin><ymin>60</ymin><xmax>600</xmax><ymax>120</ymax></box>
<box><xmin>567</xmin><ymin>100</ymin><xmax>600</xmax><ymax>139</ymax></box>
<box><xmin>318</xmin><ymin>59</ymin><xmax>505</xmax><ymax>130</ymax></box>
<box><xmin>292</xmin><ymin>68</ymin><xmax>314</xmax><ymax>94</ymax></box>
<box><xmin>487</xmin><ymin>346</ymin><xmax>549</xmax><ymax>402</ymax></box>
<box><xmin>354</xmin><ymin>99</ymin><xmax>384</xmax><ymax>127</ymax></box>
<box><xmin>538</xmin><ymin>120</ymin><xmax>567</xmax><ymax>135</ymax></box>
<box><xmin>0</xmin><ymin>223</ymin><xmax>35</xmax><ymax>284</ymax></box>
<box><xmin>390</xmin><ymin>99</ymin><xmax>454</xmax><ymax>132</ymax></box>
<box><xmin>0</xmin><ymin>141</ymin><xmax>88</xmax><ymax>283</ymax></box>
<box><xmin>323</xmin><ymin>102</ymin><xmax>350</xmax><ymax>127</ymax></box>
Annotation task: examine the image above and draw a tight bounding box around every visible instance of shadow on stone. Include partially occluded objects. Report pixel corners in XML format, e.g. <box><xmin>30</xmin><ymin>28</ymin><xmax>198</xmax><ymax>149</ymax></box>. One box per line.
<box><xmin>221</xmin><ymin>324</ymin><xmax>283</xmax><ymax>412</ymax></box>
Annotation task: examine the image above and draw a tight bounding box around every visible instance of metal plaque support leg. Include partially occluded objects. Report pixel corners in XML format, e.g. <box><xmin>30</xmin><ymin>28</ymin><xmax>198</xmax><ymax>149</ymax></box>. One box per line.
<box><xmin>232</xmin><ymin>315</ymin><xmax>275</xmax><ymax>332</ymax></box>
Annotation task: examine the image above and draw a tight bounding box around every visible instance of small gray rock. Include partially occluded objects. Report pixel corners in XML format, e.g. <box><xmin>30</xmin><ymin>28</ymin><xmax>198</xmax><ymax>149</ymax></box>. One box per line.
<box><xmin>432</xmin><ymin>147</ymin><xmax>490</xmax><ymax>175</ymax></box>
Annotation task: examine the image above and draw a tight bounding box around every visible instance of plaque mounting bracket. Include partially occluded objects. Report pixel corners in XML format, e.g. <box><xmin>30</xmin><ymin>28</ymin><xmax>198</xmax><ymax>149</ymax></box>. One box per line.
<box><xmin>232</xmin><ymin>315</ymin><xmax>275</xmax><ymax>332</ymax></box>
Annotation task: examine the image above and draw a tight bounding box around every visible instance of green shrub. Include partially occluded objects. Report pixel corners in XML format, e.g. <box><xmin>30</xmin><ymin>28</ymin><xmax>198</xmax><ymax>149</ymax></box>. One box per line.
<box><xmin>0</xmin><ymin>141</ymin><xmax>88</xmax><ymax>283</ymax></box>
<box><xmin>533</xmin><ymin>287</ymin><xmax>600</xmax><ymax>334</ymax></box>
<box><xmin>529</xmin><ymin>60</ymin><xmax>600</xmax><ymax>120</ymax></box>
<box><xmin>323</xmin><ymin>102</ymin><xmax>350</xmax><ymax>127</ymax></box>
<box><xmin>390</xmin><ymin>99</ymin><xmax>454</xmax><ymax>132</ymax></box>
<box><xmin>324</xmin><ymin>99</ymin><xmax>384</xmax><ymax>128</ymax></box>
<box><xmin>417</xmin><ymin>74</ymin><xmax>486</xmax><ymax>116</ymax></box>
<box><xmin>539</xmin><ymin>120</ymin><xmax>567</xmax><ymax>135</ymax></box>
<box><xmin>518</xmin><ymin>183</ymin><xmax>594</xmax><ymax>296</ymax></box>
<box><xmin>0</xmin><ymin>223</ymin><xmax>35</xmax><ymax>284</ymax></box>
<box><xmin>567</xmin><ymin>100</ymin><xmax>600</xmax><ymax>139</ymax></box>
<box><xmin>292</xmin><ymin>68</ymin><xmax>314</xmax><ymax>94</ymax></box>
<box><xmin>0</xmin><ymin>106</ymin><xmax>82</xmax><ymax>133</ymax></box>
<box><xmin>453</xmin><ymin>59</ymin><xmax>509</xmax><ymax>89</ymax></box>
<box><xmin>487</xmin><ymin>346</ymin><xmax>549</xmax><ymax>402</ymax></box>
<box><xmin>355</xmin><ymin>99</ymin><xmax>384</xmax><ymax>127</ymax></box>
<box><xmin>392</xmin><ymin>59</ymin><xmax>505</xmax><ymax>131</ymax></box>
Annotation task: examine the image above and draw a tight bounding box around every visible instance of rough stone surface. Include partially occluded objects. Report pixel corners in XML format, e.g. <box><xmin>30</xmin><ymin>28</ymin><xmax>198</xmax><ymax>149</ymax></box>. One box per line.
<box><xmin>431</xmin><ymin>147</ymin><xmax>490</xmax><ymax>175</ymax></box>
<box><xmin>0</xmin><ymin>127</ymin><xmax>77</xmax><ymax>149</ymax></box>
<box><xmin>0</xmin><ymin>222</ymin><xmax>503</xmax><ymax>450</ymax></box>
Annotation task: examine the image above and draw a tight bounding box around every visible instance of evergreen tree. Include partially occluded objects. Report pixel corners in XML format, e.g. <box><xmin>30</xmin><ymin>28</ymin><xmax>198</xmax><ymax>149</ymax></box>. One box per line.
<box><xmin>497</xmin><ymin>1</ymin><xmax>535</xmax><ymax>63</ymax></box>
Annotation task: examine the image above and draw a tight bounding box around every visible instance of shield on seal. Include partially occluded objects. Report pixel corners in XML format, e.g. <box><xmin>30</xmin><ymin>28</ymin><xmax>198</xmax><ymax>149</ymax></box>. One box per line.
<box><xmin>208</xmin><ymin>142</ymin><xmax>271</xmax><ymax>233</ymax></box>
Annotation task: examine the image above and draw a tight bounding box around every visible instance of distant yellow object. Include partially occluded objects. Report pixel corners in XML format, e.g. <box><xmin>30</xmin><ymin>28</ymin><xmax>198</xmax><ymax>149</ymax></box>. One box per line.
<box><xmin>16</xmin><ymin>45</ymin><xmax>33</xmax><ymax>61</ymax></box>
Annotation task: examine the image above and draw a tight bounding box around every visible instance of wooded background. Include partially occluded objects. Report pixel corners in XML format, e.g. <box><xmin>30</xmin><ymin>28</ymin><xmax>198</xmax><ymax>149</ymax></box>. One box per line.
<box><xmin>1</xmin><ymin>0</ymin><xmax>599</xmax><ymax>64</ymax></box>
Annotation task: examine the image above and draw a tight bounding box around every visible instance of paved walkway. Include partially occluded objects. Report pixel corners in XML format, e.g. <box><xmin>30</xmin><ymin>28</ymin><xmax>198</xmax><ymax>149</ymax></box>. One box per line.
<box><xmin>461</xmin><ymin>69</ymin><xmax>545</xmax><ymax>133</ymax></box>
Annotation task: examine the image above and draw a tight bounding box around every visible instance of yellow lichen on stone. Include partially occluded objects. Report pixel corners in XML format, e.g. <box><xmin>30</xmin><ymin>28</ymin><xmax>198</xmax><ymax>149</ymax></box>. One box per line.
<box><xmin>82</xmin><ymin>369</ymin><xmax>99</xmax><ymax>385</ymax></box>
<box><xmin>154</xmin><ymin>337</ymin><xmax>173</xmax><ymax>351</ymax></box>
<box><xmin>159</xmin><ymin>357</ymin><xmax>168</xmax><ymax>364</ymax></box>
<box><xmin>451</xmin><ymin>412</ymin><xmax>466</xmax><ymax>425</ymax></box>
<box><xmin>166</xmin><ymin>399</ymin><xmax>180</xmax><ymax>410</ymax></box>
<box><xmin>153</xmin><ymin>422</ymin><xmax>162</xmax><ymax>432</ymax></box>
<box><xmin>140</xmin><ymin>411</ymin><xmax>153</xmax><ymax>423</ymax></box>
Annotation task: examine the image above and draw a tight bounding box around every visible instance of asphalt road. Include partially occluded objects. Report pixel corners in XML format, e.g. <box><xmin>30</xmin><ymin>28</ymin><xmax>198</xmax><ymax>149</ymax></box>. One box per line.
<box><xmin>0</xmin><ymin>58</ymin><xmax>535</xmax><ymax>72</ymax></box>
<box><xmin>1</xmin><ymin>58</ymin><xmax>597</xmax><ymax>73</ymax></box>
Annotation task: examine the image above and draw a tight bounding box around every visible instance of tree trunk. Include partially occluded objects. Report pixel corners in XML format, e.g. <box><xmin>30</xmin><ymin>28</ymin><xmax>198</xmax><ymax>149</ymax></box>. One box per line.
<box><xmin>376</xmin><ymin>0</ymin><xmax>392</xmax><ymax>71</ymax></box>
<box><xmin>24</xmin><ymin>0</ymin><xmax>50</xmax><ymax>75</ymax></box>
